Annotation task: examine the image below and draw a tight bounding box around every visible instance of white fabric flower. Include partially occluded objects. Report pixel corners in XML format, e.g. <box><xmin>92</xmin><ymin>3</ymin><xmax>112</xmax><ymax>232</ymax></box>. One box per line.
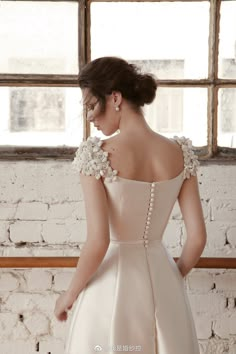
<box><xmin>173</xmin><ymin>136</ymin><xmax>200</xmax><ymax>179</ymax></box>
<box><xmin>72</xmin><ymin>136</ymin><xmax>118</xmax><ymax>182</ymax></box>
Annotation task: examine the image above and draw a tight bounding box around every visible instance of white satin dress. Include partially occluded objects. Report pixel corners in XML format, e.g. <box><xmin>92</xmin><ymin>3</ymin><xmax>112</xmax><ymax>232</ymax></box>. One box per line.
<box><xmin>64</xmin><ymin>135</ymin><xmax>201</xmax><ymax>354</ymax></box>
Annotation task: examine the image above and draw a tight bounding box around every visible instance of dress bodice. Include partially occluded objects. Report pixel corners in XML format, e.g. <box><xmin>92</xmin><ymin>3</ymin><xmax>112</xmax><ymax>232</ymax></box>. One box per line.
<box><xmin>72</xmin><ymin>135</ymin><xmax>200</xmax><ymax>247</ymax></box>
<box><xmin>104</xmin><ymin>172</ymin><xmax>185</xmax><ymax>246</ymax></box>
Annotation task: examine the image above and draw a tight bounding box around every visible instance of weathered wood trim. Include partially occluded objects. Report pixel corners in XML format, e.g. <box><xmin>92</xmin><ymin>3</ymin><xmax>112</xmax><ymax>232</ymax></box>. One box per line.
<box><xmin>0</xmin><ymin>146</ymin><xmax>235</xmax><ymax>160</ymax></box>
<box><xmin>85</xmin><ymin>0</ymin><xmax>91</xmax><ymax>138</ymax></box>
<box><xmin>212</xmin><ymin>0</ymin><xmax>220</xmax><ymax>154</ymax></box>
<box><xmin>0</xmin><ymin>142</ymin><xmax>234</xmax><ymax>162</ymax></box>
<box><xmin>90</xmin><ymin>0</ymin><xmax>209</xmax><ymax>3</ymax></box>
<box><xmin>0</xmin><ymin>257</ymin><xmax>235</xmax><ymax>269</ymax></box>
<box><xmin>0</xmin><ymin>75</ymin><xmax>235</xmax><ymax>87</ymax></box>
<box><xmin>0</xmin><ymin>75</ymin><xmax>79</xmax><ymax>87</ymax></box>
<box><xmin>2</xmin><ymin>0</ymin><xmax>78</xmax><ymax>2</ymax></box>
<box><xmin>0</xmin><ymin>146</ymin><xmax>77</xmax><ymax>160</ymax></box>
<box><xmin>79</xmin><ymin>0</ymin><xmax>87</xmax><ymax>71</ymax></box>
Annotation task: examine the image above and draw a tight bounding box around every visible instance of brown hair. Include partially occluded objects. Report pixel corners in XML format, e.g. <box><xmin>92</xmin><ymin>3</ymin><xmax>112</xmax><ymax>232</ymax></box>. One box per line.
<box><xmin>78</xmin><ymin>56</ymin><xmax>158</xmax><ymax>112</ymax></box>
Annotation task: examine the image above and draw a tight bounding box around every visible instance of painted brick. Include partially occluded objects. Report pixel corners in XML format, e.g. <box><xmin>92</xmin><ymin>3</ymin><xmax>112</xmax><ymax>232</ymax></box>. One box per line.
<box><xmin>12</xmin><ymin>321</ymin><xmax>29</xmax><ymax>340</ymax></box>
<box><xmin>205</xmin><ymin>221</ymin><xmax>226</xmax><ymax>249</ymax></box>
<box><xmin>0</xmin><ymin>204</ymin><xmax>17</xmax><ymax>220</ymax></box>
<box><xmin>15</xmin><ymin>202</ymin><xmax>48</xmax><ymax>221</ymax></box>
<box><xmin>53</xmin><ymin>272</ymin><xmax>74</xmax><ymax>291</ymax></box>
<box><xmin>42</xmin><ymin>223</ymin><xmax>69</xmax><ymax>243</ymax></box>
<box><xmin>48</xmin><ymin>203</ymin><xmax>77</xmax><ymax>220</ymax></box>
<box><xmin>214</xmin><ymin>271</ymin><xmax>236</xmax><ymax>292</ymax></box>
<box><xmin>2</xmin><ymin>293</ymin><xmax>58</xmax><ymax>313</ymax></box>
<box><xmin>194</xmin><ymin>314</ymin><xmax>212</xmax><ymax>339</ymax></box>
<box><xmin>213</xmin><ymin>313</ymin><xmax>236</xmax><ymax>338</ymax></box>
<box><xmin>0</xmin><ymin>340</ymin><xmax>36</xmax><ymax>354</ymax></box>
<box><xmin>188</xmin><ymin>270</ymin><xmax>214</xmax><ymax>292</ymax></box>
<box><xmin>227</xmin><ymin>226</ymin><xmax>236</xmax><ymax>247</ymax></box>
<box><xmin>0</xmin><ymin>272</ymin><xmax>19</xmax><ymax>291</ymax></box>
<box><xmin>68</xmin><ymin>220</ymin><xmax>87</xmax><ymax>243</ymax></box>
<box><xmin>0</xmin><ymin>313</ymin><xmax>18</xmax><ymax>339</ymax></box>
<box><xmin>10</xmin><ymin>221</ymin><xmax>42</xmax><ymax>243</ymax></box>
<box><xmin>39</xmin><ymin>339</ymin><xmax>65</xmax><ymax>354</ymax></box>
<box><xmin>0</xmin><ymin>222</ymin><xmax>9</xmax><ymax>243</ymax></box>
<box><xmin>48</xmin><ymin>202</ymin><xmax>86</xmax><ymax>221</ymax></box>
<box><xmin>198</xmin><ymin>338</ymin><xmax>229</xmax><ymax>354</ymax></box>
<box><xmin>189</xmin><ymin>294</ymin><xmax>226</xmax><ymax>316</ymax></box>
<box><xmin>24</xmin><ymin>312</ymin><xmax>50</xmax><ymax>336</ymax></box>
<box><xmin>163</xmin><ymin>221</ymin><xmax>182</xmax><ymax>247</ymax></box>
<box><xmin>26</xmin><ymin>269</ymin><xmax>52</xmax><ymax>291</ymax></box>
<box><xmin>2</xmin><ymin>247</ymin><xmax>33</xmax><ymax>257</ymax></box>
<box><xmin>199</xmin><ymin>165</ymin><xmax>236</xmax><ymax>199</ymax></box>
<box><xmin>211</xmin><ymin>199</ymin><xmax>236</xmax><ymax>222</ymax></box>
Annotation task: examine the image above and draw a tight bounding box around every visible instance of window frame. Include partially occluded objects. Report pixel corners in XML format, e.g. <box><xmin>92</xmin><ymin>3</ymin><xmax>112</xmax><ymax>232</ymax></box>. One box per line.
<box><xmin>0</xmin><ymin>0</ymin><xmax>235</xmax><ymax>160</ymax></box>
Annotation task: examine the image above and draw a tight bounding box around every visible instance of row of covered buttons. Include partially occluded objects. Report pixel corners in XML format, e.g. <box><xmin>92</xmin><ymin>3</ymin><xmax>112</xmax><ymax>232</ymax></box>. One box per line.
<box><xmin>143</xmin><ymin>182</ymin><xmax>155</xmax><ymax>248</ymax></box>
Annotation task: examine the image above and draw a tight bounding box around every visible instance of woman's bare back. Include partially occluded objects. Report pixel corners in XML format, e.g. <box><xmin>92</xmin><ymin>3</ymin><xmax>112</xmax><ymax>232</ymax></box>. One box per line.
<box><xmin>102</xmin><ymin>131</ymin><xmax>185</xmax><ymax>183</ymax></box>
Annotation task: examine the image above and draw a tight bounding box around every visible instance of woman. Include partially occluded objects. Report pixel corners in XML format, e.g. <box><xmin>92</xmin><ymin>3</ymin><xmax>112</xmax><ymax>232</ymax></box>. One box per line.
<box><xmin>54</xmin><ymin>57</ymin><xmax>207</xmax><ymax>354</ymax></box>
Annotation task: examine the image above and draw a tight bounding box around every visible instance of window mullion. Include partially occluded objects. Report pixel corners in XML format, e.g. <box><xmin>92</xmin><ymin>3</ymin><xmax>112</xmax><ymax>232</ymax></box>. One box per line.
<box><xmin>208</xmin><ymin>0</ymin><xmax>221</xmax><ymax>156</ymax></box>
<box><xmin>79</xmin><ymin>0</ymin><xmax>91</xmax><ymax>139</ymax></box>
<box><xmin>0</xmin><ymin>74</ymin><xmax>78</xmax><ymax>87</ymax></box>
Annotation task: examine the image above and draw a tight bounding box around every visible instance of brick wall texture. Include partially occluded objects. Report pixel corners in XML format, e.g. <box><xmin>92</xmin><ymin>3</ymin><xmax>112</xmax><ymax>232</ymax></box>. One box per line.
<box><xmin>0</xmin><ymin>161</ymin><xmax>236</xmax><ymax>354</ymax></box>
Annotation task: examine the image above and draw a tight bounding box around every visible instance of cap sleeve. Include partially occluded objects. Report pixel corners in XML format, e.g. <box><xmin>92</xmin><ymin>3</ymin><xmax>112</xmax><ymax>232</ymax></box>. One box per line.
<box><xmin>172</xmin><ymin>135</ymin><xmax>200</xmax><ymax>179</ymax></box>
<box><xmin>72</xmin><ymin>136</ymin><xmax>118</xmax><ymax>182</ymax></box>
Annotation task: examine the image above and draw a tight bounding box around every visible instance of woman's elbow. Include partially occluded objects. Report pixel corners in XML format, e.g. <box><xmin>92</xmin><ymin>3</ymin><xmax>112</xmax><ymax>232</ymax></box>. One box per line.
<box><xmin>86</xmin><ymin>233</ymin><xmax>110</xmax><ymax>251</ymax></box>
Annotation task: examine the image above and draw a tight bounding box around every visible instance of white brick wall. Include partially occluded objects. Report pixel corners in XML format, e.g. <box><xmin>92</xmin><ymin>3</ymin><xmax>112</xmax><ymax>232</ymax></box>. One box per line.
<box><xmin>0</xmin><ymin>161</ymin><xmax>236</xmax><ymax>354</ymax></box>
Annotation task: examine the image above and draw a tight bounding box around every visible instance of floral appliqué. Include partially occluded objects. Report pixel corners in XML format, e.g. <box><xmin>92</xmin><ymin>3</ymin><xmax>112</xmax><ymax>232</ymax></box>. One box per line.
<box><xmin>173</xmin><ymin>136</ymin><xmax>200</xmax><ymax>179</ymax></box>
<box><xmin>72</xmin><ymin>136</ymin><xmax>118</xmax><ymax>182</ymax></box>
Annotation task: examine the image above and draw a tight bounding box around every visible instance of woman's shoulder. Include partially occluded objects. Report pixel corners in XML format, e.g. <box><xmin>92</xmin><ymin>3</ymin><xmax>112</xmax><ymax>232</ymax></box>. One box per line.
<box><xmin>72</xmin><ymin>136</ymin><xmax>118</xmax><ymax>182</ymax></box>
<box><xmin>171</xmin><ymin>135</ymin><xmax>200</xmax><ymax>179</ymax></box>
<box><xmin>146</xmin><ymin>132</ymin><xmax>200</xmax><ymax>180</ymax></box>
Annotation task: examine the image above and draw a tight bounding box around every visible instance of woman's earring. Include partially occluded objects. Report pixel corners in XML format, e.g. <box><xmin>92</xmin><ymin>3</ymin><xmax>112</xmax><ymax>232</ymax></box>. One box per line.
<box><xmin>115</xmin><ymin>106</ymin><xmax>120</xmax><ymax>112</ymax></box>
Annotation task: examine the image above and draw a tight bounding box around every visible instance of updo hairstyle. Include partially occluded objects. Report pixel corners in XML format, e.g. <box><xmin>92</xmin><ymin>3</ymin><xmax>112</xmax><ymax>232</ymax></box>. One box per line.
<box><xmin>78</xmin><ymin>56</ymin><xmax>158</xmax><ymax>112</ymax></box>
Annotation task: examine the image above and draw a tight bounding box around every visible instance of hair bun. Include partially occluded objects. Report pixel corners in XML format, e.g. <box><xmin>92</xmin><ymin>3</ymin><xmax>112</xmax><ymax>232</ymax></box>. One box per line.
<box><xmin>134</xmin><ymin>74</ymin><xmax>157</xmax><ymax>106</ymax></box>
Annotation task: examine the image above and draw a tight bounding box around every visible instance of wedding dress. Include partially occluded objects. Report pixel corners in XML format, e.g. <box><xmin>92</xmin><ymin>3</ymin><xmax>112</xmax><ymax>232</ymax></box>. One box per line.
<box><xmin>64</xmin><ymin>135</ymin><xmax>200</xmax><ymax>354</ymax></box>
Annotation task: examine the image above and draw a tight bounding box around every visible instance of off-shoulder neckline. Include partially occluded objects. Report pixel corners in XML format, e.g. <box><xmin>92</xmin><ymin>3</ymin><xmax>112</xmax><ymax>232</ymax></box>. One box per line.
<box><xmin>104</xmin><ymin>169</ymin><xmax>184</xmax><ymax>185</ymax></box>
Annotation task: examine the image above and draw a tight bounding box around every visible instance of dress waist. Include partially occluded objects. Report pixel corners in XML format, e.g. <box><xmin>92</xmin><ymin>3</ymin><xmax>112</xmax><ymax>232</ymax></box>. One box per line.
<box><xmin>110</xmin><ymin>238</ymin><xmax>162</xmax><ymax>247</ymax></box>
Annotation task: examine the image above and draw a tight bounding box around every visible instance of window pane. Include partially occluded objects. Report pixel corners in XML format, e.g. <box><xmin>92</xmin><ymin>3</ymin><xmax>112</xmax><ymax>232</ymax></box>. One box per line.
<box><xmin>0</xmin><ymin>2</ymin><xmax>78</xmax><ymax>74</ymax></box>
<box><xmin>144</xmin><ymin>88</ymin><xmax>207</xmax><ymax>146</ymax></box>
<box><xmin>218</xmin><ymin>88</ymin><xmax>236</xmax><ymax>148</ymax></box>
<box><xmin>0</xmin><ymin>87</ymin><xmax>83</xmax><ymax>146</ymax></box>
<box><xmin>219</xmin><ymin>1</ymin><xmax>236</xmax><ymax>79</ymax></box>
<box><xmin>91</xmin><ymin>2</ymin><xmax>209</xmax><ymax>79</ymax></box>
<box><xmin>91</xmin><ymin>88</ymin><xmax>207</xmax><ymax>147</ymax></box>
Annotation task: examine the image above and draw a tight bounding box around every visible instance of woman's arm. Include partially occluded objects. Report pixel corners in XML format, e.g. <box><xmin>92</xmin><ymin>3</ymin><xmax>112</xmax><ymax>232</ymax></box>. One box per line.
<box><xmin>176</xmin><ymin>174</ymin><xmax>207</xmax><ymax>277</ymax></box>
<box><xmin>54</xmin><ymin>174</ymin><xmax>110</xmax><ymax>321</ymax></box>
<box><xmin>67</xmin><ymin>174</ymin><xmax>110</xmax><ymax>300</ymax></box>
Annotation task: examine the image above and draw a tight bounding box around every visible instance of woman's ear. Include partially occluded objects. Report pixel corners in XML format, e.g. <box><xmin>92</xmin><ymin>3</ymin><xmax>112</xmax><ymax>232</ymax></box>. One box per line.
<box><xmin>111</xmin><ymin>91</ymin><xmax>122</xmax><ymax>107</ymax></box>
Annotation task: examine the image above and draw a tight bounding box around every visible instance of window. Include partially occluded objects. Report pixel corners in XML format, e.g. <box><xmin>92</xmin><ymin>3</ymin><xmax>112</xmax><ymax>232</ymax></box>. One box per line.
<box><xmin>0</xmin><ymin>0</ymin><xmax>235</xmax><ymax>159</ymax></box>
<box><xmin>0</xmin><ymin>1</ymin><xmax>82</xmax><ymax>153</ymax></box>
